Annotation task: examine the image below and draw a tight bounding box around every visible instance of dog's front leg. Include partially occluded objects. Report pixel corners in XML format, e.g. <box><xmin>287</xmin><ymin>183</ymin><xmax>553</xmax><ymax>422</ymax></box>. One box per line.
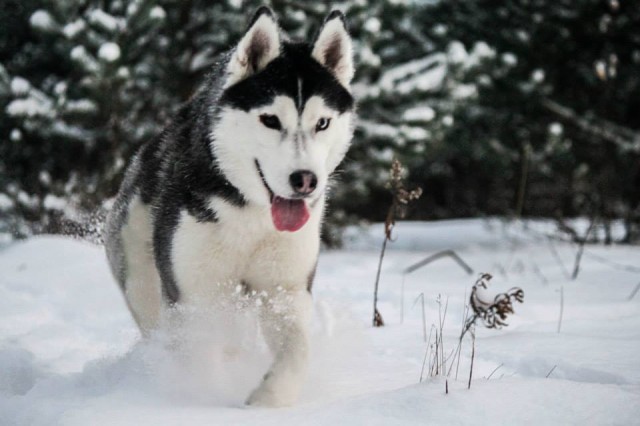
<box><xmin>247</xmin><ymin>289</ymin><xmax>312</xmax><ymax>407</ymax></box>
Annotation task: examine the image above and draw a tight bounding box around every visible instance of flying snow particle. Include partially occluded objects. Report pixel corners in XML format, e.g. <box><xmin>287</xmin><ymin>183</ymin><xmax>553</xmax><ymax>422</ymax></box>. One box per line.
<box><xmin>98</xmin><ymin>43</ymin><xmax>121</xmax><ymax>62</ymax></box>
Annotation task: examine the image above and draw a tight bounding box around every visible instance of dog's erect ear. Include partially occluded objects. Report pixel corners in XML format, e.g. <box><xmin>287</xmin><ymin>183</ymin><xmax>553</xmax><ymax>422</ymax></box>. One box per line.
<box><xmin>311</xmin><ymin>11</ymin><xmax>354</xmax><ymax>87</ymax></box>
<box><xmin>225</xmin><ymin>7</ymin><xmax>281</xmax><ymax>87</ymax></box>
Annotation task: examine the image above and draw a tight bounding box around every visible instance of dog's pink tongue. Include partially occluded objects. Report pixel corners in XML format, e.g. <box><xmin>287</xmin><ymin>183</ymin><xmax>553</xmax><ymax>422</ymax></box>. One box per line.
<box><xmin>271</xmin><ymin>196</ymin><xmax>309</xmax><ymax>232</ymax></box>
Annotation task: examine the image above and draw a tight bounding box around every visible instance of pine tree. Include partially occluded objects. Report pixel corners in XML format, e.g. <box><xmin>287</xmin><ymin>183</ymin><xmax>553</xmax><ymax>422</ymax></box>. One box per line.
<box><xmin>411</xmin><ymin>0</ymin><xmax>640</xmax><ymax>241</ymax></box>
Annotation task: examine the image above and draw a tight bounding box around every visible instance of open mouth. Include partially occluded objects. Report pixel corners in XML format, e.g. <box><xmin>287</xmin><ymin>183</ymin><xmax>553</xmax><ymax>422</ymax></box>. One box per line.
<box><xmin>254</xmin><ymin>160</ymin><xmax>310</xmax><ymax>232</ymax></box>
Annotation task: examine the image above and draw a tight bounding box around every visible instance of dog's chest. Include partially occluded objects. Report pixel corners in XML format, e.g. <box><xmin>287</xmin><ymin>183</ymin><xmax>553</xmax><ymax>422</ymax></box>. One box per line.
<box><xmin>170</xmin><ymin>198</ymin><xmax>320</xmax><ymax>305</ymax></box>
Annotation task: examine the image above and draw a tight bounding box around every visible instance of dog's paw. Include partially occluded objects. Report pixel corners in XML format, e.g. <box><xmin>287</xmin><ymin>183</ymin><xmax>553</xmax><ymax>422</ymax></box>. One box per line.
<box><xmin>246</xmin><ymin>381</ymin><xmax>295</xmax><ymax>408</ymax></box>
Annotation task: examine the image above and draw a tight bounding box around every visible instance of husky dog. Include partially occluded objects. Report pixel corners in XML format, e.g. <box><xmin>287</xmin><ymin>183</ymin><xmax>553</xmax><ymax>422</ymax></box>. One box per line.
<box><xmin>104</xmin><ymin>7</ymin><xmax>355</xmax><ymax>406</ymax></box>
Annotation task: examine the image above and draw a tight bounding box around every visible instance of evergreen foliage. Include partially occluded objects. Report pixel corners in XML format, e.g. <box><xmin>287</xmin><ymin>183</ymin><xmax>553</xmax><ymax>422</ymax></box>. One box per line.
<box><xmin>1</xmin><ymin>0</ymin><xmax>638</xmax><ymax>243</ymax></box>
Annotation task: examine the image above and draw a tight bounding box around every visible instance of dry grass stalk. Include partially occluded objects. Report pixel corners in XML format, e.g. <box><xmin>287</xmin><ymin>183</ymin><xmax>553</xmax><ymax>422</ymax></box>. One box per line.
<box><xmin>628</xmin><ymin>282</ymin><xmax>640</xmax><ymax>301</ymax></box>
<box><xmin>413</xmin><ymin>293</ymin><xmax>427</xmax><ymax>342</ymax></box>
<box><xmin>468</xmin><ymin>328</ymin><xmax>475</xmax><ymax>389</ymax></box>
<box><xmin>372</xmin><ymin>158</ymin><xmax>422</xmax><ymax>327</ymax></box>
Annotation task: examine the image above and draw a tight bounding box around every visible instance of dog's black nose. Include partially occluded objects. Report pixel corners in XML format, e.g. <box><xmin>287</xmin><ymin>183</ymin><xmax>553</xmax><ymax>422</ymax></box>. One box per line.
<box><xmin>289</xmin><ymin>170</ymin><xmax>318</xmax><ymax>196</ymax></box>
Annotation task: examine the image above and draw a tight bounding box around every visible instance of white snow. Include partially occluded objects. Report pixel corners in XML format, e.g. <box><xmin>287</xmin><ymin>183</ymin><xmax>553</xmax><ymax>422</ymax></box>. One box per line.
<box><xmin>6</xmin><ymin>98</ymin><xmax>54</xmax><ymax>119</ymax></box>
<box><xmin>502</xmin><ymin>52</ymin><xmax>518</xmax><ymax>66</ymax></box>
<box><xmin>0</xmin><ymin>194</ymin><xmax>13</xmax><ymax>211</ymax></box>
<box><xmin>65</xmin><ymin>99</ymin><xmax>98</xmax><ymax>114</ymax></box>
<box><xmin>357</xmin><ymin>119</ymin><xmax>399</xmax><ymax>139</ymax></box>
<box><xmin>379</xmin><ymin>54</ymin><xmax>447</xmax><ymax>95</ymax></box>
<box><xmin>43</xmin><ymin>195</ymin><xmax>67</xmax><ymax>211</ymax></box>
<box><xmin>149</xmin><ymin>6</ymin><xmax>166</xmax><ymax>21</ymax></box>
<box><xmin>70</xmin><ymin>46</ymin><xmax>99</xmax><ymax>73</ymax></box>
<box><xmin>364</xmin><ymin>18</ymin><xmax>381</xmax><ymax>33</ymax></box>
<box><xmin>447</xmin><ymin>41</ymin><xmax>468</xmax><ymax>64</ymax></box>
<box><xmin>10</xmin><ymin>77</ymin><xmax>30</xmax><ymax>96</ymax></box>
<box><xmin>357</xmin><ymin>45</ymin><xmax>381</xmax><ymax>68</ymax></box>
<box><xmin>88</xmin><ymin>9</ymin><xmax>121</xmax><ymax>33</ymax></box>
<box><xmin>63</xmin><ymin>20</ymin><xmax>86</xmax><ymax>39</ymax></box>
<box><xmin>532</xmin><ymin>69</ymin><xmax>545</xmax><ymax>83</ymax></box>
<box><xmin>400</xmin><ymin>125</ymin><xmax>429</xmax><ymax>141</ymax></box>
<box><xmin>98</xmin><ymin>43</ymin><xmax>121</xmax><ymax>62</ymax></box>
<box><xmin>38</xmin><ymin>171</ymin><xmax>51</xmax><ymax>186</ymax></box>
<box><xmin>451</xmin><ymin>83</ymin><xmax>477</xmax><ymax>100</ymax></box>
<box><xmin>402</xmin><ymin>105</ymin><xmax>435</xmax><ymax>122</ymax></box>
<box><xmin>1</xmin><ymin>219</ymin><xmax>639</xmax><ymax>425</ymax></box>
<box><xmin>30</xmin><ymin>10</ymin><xmax>57</xmax><ymax>32</ymax></box>
<box><xmin>549</xmin><ymin>122</ymin><xmax>563</xmax><ymax>136</ymax></box>
<box><xmin>10</xmin><ymin>128</ymin><xmax>22</xmax><ymax>141</ymax></box>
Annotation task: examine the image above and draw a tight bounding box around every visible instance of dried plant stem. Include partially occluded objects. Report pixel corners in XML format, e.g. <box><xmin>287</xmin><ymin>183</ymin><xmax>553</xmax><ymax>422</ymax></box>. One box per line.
<box><xmin>403</xmin><ymin>249</ymin><xmax>473</xmax><ymax>275</ymax></box>
<box><xmin>486</xmin><ymin>363</ymin><xmax>503</xmax><ymax>380</ymax></box>
<box><xmin>557</xmin><ymin>285</ymin><xmax>564</xmax><ymax>333</ymax></box>
<box><xmin>468</xmin><ymin>329</ymin><xmax>476</xmax><ymax>389</ymax></box>
<box><xmin>419</xmin><ymin>325</ymin><xmax>435</xmax><ymax>382</ymax></box>
<box><xmin>627</xmin><ymin>282</ymin><xmax>640</xmax><ymax>301</ymax></box>
<box><xmin>372</xmin><ymin>236</ymin><xmax>388</xmax><ymax>327</ymax></box>
<box><xmin>441</xmin><ymin>300</ymin><xmax>448</xmax><ymax>370</ymax></box>
<box><xmin>373</xmin><ymin>159</ymin><xmax>422</xmax><ymax>328</ymax></box>
<box><xmin>571</xmin><ymin>241</ymin><xmax>587</xmax><ymax>280</ymax></box>
<box><xmin>546</xmin><ymin>365</ymin><xmax>557</xmax><ymax>378</ymax></box>
<box><xmin>453</xmin><ymin>297</ymin><xmax>469</xmax><ymax>380</ymax></box>
<box><xmin>571</xmin><ymin>218</ymin><xmax>596</xmax><ymax>280</ymax></box>
<box><xmin>413</xmin><ymin>293</ymin><xmax>427</xmax><ymax>342</ymax></box>
<box><xmin>430</xmin><ymin>330</ymin><xmax>439</xmax><ymax>376</ymax></box>
<box><xmin>583</xmin><ymin>252</ymin><xmax>640</xmax><ymax>273</ymax></box>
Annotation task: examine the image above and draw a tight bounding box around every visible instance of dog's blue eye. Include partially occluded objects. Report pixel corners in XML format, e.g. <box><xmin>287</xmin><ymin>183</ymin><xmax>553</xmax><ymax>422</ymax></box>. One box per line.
<box><xmin>316</xmin><ymin>117</ymin><xmax>331</xmax><ymax>132</ymax></box>
<box><xmin>260</xmin><ymin>114</ymin><xmax>281</xmax><ymax>130</ymax></box>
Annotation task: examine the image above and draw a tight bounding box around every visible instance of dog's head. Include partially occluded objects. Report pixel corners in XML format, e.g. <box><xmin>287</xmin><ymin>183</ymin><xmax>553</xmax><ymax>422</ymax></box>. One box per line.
<box><xmin>212</xmin><ymin>7</ymin><xmax>355</xmax><ymax>232</ymax></box>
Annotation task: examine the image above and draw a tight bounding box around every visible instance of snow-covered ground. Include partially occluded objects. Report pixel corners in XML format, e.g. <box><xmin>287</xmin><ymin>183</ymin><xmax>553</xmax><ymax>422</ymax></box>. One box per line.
<box><xmin>1</xmin><ymin>219</ymin><xmax>639</xmax><ymax>425</ymax></box>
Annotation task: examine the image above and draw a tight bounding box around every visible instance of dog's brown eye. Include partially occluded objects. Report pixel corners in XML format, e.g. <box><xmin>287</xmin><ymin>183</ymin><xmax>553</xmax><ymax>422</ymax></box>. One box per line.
<box><xmin>260</xmin><ymin>114</ymin><xmax>281</xmax><ymax>130</ymax></box>
<box><xmin>316</xmin><ymin>117</ymin><xmax>331</xmax><ymax>132</ymax></box>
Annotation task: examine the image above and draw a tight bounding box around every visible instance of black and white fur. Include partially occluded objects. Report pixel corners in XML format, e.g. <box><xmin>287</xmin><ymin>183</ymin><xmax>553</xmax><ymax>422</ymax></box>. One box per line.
<box><xmin>104</xmin><ymin>7</ymin><xmax>355</xmax><ymax>407</ymax></box>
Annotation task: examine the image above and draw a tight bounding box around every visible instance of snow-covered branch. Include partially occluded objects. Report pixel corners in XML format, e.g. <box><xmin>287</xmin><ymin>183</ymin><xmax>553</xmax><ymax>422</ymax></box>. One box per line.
<box><xmin>541</xmin><ymin>98</ymin><xmax>640</xmax><ymax>153</ymax></box>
